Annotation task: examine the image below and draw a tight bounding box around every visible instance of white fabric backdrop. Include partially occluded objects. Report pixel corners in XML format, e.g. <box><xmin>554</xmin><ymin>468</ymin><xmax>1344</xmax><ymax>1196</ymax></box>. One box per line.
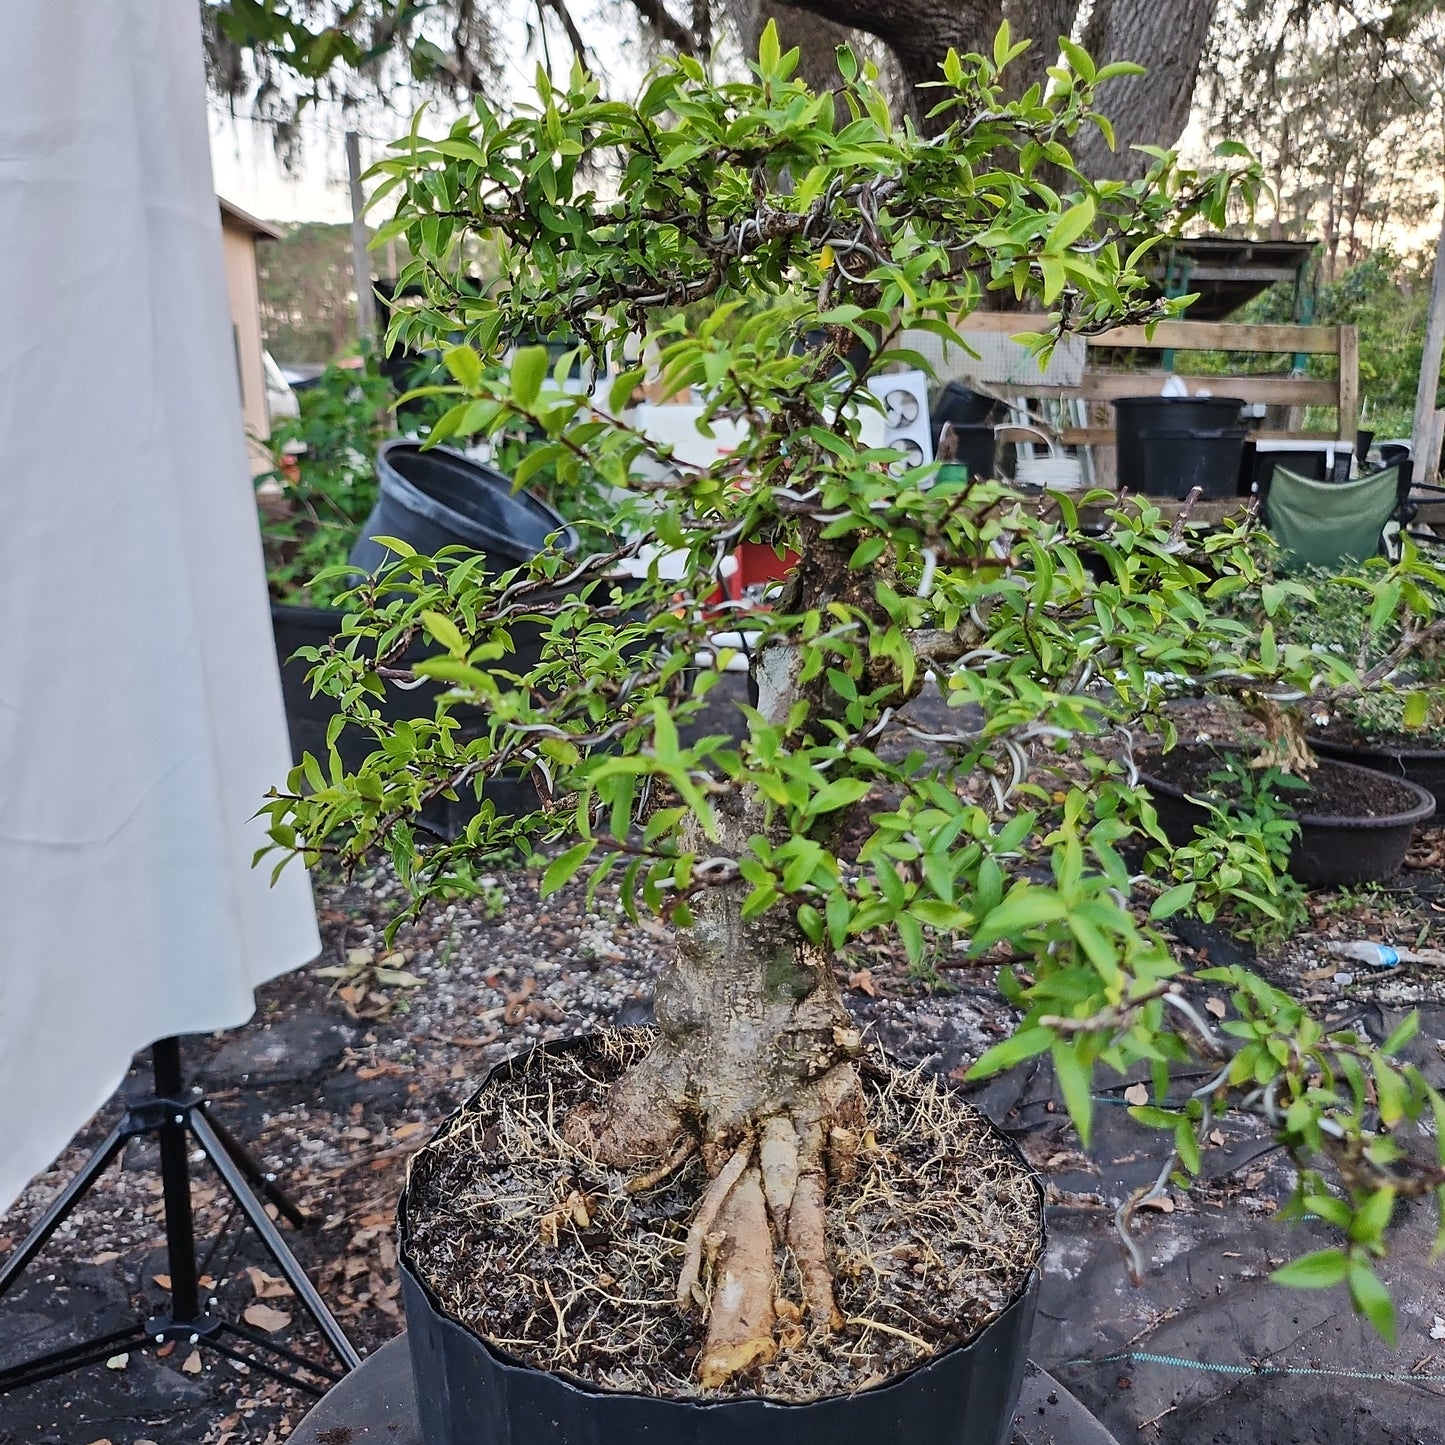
<box><xmin>0</xmin><ymin>1</ymin><xmax>321</xmax><ymax>1213</ymax></box>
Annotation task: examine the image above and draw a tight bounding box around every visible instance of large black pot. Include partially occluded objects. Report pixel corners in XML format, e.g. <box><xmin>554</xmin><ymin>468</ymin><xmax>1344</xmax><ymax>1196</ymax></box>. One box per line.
<box><xmin>399</xmin><ymin>1039</ymin><xmax>1043</xmax><ymax>1445</ymax></box>
<box><xmin>271</xmin><ymin>600</ymin><xmax>540</xmax><ymax>825</ymax></box>
<box><xmin>1113</xmin><ymin>396</ymin><xmax>1248</xmax><ymax>500</ymax></box>
<box><xmin>350</xmin><ymin>439</ymin><xmax>577</xmax><ymax>575</ymax></box>
<box><xmin>1140</xmin><ymin>750</ymin><xmax>1435</xmax><ymax>887</ymax></box>
<box><xmin>1307</xmin><ymin>732</ymin><xmax>1445</xmax><ymax>822</ymax></box>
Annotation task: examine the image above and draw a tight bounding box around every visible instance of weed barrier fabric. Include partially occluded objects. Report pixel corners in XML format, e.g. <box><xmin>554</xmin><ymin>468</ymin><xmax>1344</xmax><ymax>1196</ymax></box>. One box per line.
<box><xmin>397</xmin><ymin>1037</ymin><xmax>1043</xmax><ymax>1445</ymax></box>
<box><xmin>0</xmin><ymin>3</ymin><xmax>319</xmax><ymax>1212</ymax></box>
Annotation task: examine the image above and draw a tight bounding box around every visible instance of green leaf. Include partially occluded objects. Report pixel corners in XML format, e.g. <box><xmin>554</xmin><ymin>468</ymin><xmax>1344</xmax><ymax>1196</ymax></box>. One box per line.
<box><xmin>1302</xmin><ymin>1194</ymin><xmax>1351</xmax><ymax>1230</ymax></box>
<box><xmin>757</xmin><ymin>16</ymin><xmax>780</xmax><ymax>72</ymax></box>
<box><xmin>420</xmin><ymin>609</ymin><xmax>467</xmax><ymax>658</ymax></box>
<box><xmin>511</xmin><ymin>345</ymin><xmax>549</xmax><ymax>408</ymax></box>
<box><xmin>1403</xmin><ymin>691</ymin><xmax>1429</xmax><ymax>730</ymax></box>
<box><xmin>972</xmin><ymin>888</ymin><xmax>1068</xmax><ymax>950</ymax></box>
<box><xmin>541</xmin><ymin>840</ymin><xmax>595</xmax><ymax>897</ymax></box>
<box><xmin>443</xmin><ymin>345</ymin><xmax>482</xmax><ymax>390</ymax></box>
<box><xmin>992</xmin><ymin>20</ymin><xmax>1012</xmax><ymax>72</ymax></box>
<box><xmin>896</xmin><ymin>911</ymin><xmax>924</xmax><ymax>965</ymax></box>
<box><xmin>1271</xmin><ymin>1248</ymin><xmax>1349</xmax><ymax>1288</ymax></box>
<box><xmin>1059</xmin><ymin>38</ymin><xmax>1096</xmax><ymax>84</ymax></box>
<box><xmin>1150</xmin><ymin>881</ymin><xmax>1196</xmax><ymax>919</ymax></box>
<box><xmin>1381</xmin><ymin>1012</ymin><xmax>1419</xmax><ymax>1056</ymax></box>
<box><xmin>1052</xmin><ymin>1040</ymin><xmax>1094</xmax><ymax>1147</ymax></box>
<box><xmin>1350</xmin><ymin>1186</ymin><xmax>1396</xmax><ymax>1245</ymax></box>
<box><xmin>1045</xmin><ymin>198</ymin><xmax>1096</xmax><ymax>255</ymax></box>
<box><xmin>965</xmin><ymin>1027</ymin><xmax>1054</xmax><ymax>1080</ymax></box>
<box><xmin>807</xmin><ymin>777</ymin><xmax>872</xmax><ymax>816</ymax></box>
<box><xmin>1348</xmin><ymin>1262</ymin><xmax>1397</xmax><ymax>1345</ymax></box>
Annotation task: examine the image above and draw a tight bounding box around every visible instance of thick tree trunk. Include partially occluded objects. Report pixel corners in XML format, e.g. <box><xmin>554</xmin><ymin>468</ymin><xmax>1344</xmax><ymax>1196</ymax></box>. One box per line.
<box><xmin>1073</xmin><ymin>0</ymin><xmax>1220</xmax><ymax>178</ymax></box>
<box><xmin>780</xmin><ymin>0</ymin><xmax>1215</xmax><ymax>162</ymax></box>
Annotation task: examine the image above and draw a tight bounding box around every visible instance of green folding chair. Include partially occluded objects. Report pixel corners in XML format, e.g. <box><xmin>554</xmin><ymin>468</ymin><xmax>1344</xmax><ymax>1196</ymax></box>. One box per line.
<box><xmin>1261</xmin><ymin>463</ymin><xmax>1406</xmax><ymax>571</ymax></box>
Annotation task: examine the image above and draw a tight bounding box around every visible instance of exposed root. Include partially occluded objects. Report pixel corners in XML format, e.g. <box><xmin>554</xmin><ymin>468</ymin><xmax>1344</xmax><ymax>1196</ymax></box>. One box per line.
<box><xmin>627</xmin><ymin>1135</ymin><xmax>697</xmax><ymax>1194</ymax></box>
<box><xmin>787</xmin><ymin>1123</ymin><xmax>843</xmax><ymax>1330</ymax></box>
<box><xmin>758</xmin><ymin>1115</ymin><xmax>801</xmax><ymax>1231</ymax></box>
<box><xmin>676</xmin><ymin>1136</ymin><xmax>754</xmax><ymax>1309</ymax></box>
<box><xmin>698</xmin><ymin>1165</ymin><xmax>778</xmax><ymax>1388</ymax></box>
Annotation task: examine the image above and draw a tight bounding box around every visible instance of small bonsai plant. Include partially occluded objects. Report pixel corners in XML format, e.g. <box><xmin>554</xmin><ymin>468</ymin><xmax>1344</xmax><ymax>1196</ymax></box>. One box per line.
<box><xmin>1285</xmin><ymin>563</ymin><xmax>1445</xmax><ymax>749</ymax></box>
<box><xmin>263</xmin><ymin>30</ymin><xmax>1445</xmax><ymax>1393</ymax></box>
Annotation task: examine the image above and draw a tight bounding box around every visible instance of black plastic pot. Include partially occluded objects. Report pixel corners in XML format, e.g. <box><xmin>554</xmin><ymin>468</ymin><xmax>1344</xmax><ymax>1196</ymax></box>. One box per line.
<box><xmin>932</xmin><ymin>380</ymin><xmax>1007</xmax><ymax>433</ymax></box>
<box><xmin>940</xmin><ymin>424</ymin><xmax>998</xmax><ymax>482</ymax></box>
<box><xmin>270</xmin><ymin>600</ymin><xmax>540</xmax><ymax>825</ymax></box>
<box><xmin>1140</xmin><ymin>751</ymin><xmax>1435</xmax><ymax>887</ymax></box>
<box><xmin>399</xmin><ymin>1038</ymin><xmax>1043</xmax><ymax>1445</ymax></box>
<box><xmin>1307</xmin><ymin>733</ymin><xmax>1445</xmax><ymax>822</ymax></box>
<box><xmin>350</xmin><ymin>439</ymin><xmax>577</xmax><ymax>575</ymax></box>
<box><xmin>1113</xmin><ymin>396</ymin><xmax>1247</xmax><ymax>500</ymax></box>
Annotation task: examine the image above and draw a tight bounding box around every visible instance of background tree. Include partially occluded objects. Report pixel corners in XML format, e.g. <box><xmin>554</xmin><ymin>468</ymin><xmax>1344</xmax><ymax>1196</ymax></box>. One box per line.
<box><xmin>259</xmin><ymin>221</ymin><xmax>374</xmax><ymax>363</ymax></box>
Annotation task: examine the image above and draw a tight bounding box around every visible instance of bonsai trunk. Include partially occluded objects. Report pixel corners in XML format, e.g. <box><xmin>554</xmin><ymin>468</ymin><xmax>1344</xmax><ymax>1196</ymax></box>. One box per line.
<box><xmin>565</xmin><ymin>529</ymin><xmax>882</xmax><ymax>1384</ymax></box>
<box><xmin>567</xmin><ymin>789</ymin><xmax>867</xmax><ymax>1385</ymax></box>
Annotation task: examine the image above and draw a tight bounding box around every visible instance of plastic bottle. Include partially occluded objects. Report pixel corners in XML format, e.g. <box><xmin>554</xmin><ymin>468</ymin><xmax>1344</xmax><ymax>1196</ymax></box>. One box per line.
<box><xmin>1325</xmin><ymin>941</ymin><xmax>1445</xmax><ymax>968</ymax></box>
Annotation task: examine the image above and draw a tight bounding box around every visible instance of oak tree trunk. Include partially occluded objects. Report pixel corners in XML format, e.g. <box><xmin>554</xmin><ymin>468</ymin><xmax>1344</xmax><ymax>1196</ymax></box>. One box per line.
<box><xmin>778</xmin><ymin>0</ymin><xmax>1216</xmax><ymax>163</ymax></box>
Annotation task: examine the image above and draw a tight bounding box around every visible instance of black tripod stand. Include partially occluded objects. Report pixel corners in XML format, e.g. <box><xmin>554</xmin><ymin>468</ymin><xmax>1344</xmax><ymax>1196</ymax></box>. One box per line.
<box><xmin>0</xmin><ymin>1038</ymin><xmax>361</xmax><ymax>1396</ymax></box>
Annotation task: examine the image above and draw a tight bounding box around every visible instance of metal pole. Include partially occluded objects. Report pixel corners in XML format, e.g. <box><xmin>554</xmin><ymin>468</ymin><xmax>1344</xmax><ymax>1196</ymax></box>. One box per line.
<box><xmin>1411</xmin><ymin>205</ymin><xmax>1445</xmax><ymax>485</ymax></box>
<box><xmin>151</xmin><ymin>1038</ymin><xmax>201</xmax><ymax>1322</ymax></box>
<box><xmin>346</xmin><ymin>130</ymin><xmax>374</xmax><ymax>346</ymax></box>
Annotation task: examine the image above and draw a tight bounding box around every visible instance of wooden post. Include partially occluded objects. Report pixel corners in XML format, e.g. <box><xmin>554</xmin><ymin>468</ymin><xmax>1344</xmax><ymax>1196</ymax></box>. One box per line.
<box><xmin>1411</xmin><ymin>207</ymin><xmax>1445</xmax><ymax>485</ymax></box>
<box><xmin>1336</xmin><ymin>324</ymin><xmax>1358</xmax><ymax>445</ymax></box>
<box><xmin>346</xmin><ymin>131</ymin><xmax>374</xmax><ymax>346</ymax></box>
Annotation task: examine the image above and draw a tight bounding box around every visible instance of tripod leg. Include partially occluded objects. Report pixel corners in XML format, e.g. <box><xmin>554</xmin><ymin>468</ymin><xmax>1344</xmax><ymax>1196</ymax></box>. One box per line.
<box><xmin>188</xmin><ymin>1109</ymin><xmax>361</xmax><ymax>1371</ymax></box>
<box><xmin>0</xmin><ymin>1122</ymin><xmax>128</xmax><ymax>1300</ymax></box>
<box><xmin>197</xmin><ymin>1101</ymin><xmax>309</xmax><ymax>1229</ymax></box>
<box><xmin>151</xmin><ymin>1039</ymin><xmax>202</xmax><ymax>1322</ymax></box>
<box><xmin>0</xmin><ymin>1324</ymin><xmax>151</xmax><ymax>1395</ymax></box>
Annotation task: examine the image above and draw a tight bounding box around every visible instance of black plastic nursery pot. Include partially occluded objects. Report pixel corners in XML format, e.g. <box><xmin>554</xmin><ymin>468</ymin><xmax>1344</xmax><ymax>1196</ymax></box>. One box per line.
<box><xmin>397</xmin><ymin>1037</ymin><xmax>1043</xmax><ymax>1445</ymax></box>
<box><xmin>1307</xmin><ymin>732</ymin><xmax>1445</xmax><ymax>822</ymax></box>
<box><xmin>1140</xmin><ymin>749</ymin><xmax>1436</xmax><ymax>888</ymax></box>
<box><xmin>270</xmin><ymin>600</ymin><xmax>542</xmax><ymax>824</ymax></box>
<box><xmin>1113</xmin><ymin>395</ymin><xmax>1248</xmax><ymax>500</ymax></box>
<box><xmin>350</xmin><ymin>438</ymin><xmax>577</xmax><ymax>575</ymax></box>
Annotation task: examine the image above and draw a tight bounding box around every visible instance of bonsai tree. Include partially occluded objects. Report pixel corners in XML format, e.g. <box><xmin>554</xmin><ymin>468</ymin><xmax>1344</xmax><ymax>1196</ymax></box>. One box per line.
<box><xmin>265</xmin><ymin>29</ymin><xmax>1445</xmax><ymax>1379</ymax></box>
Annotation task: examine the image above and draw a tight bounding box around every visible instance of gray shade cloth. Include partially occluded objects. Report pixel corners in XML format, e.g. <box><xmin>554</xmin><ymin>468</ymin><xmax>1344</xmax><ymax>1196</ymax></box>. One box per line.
<box><xmin>1265</xmin><ymin>464</ymin><xmax>1400</xmax><ymax>571</ymax></box>
<box><xmin>0</xmin><ymin>1</ymin><xmax>319</xmax><ymax>1213</ymax></box>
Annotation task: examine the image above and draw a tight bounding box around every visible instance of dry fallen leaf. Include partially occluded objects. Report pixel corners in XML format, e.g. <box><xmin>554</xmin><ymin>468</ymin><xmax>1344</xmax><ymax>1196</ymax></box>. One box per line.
<box><xmin>242</xmin><ymin>1303</ymin><xmax>292</xmax><ymax>1333</ymax></box>
<box><xmin>245</xmin><ymin>1266</ymin><xmax>295</xmax><ymax>1300</ymax></box>
<box><xmin>1205</xmin><ymin>996</ymin><xmax>1227</xmax><ymax>1019</ymax></box>
<box><xmin>346</xmin><ymin>947</ymin><xmax>374</xmax><ymax>968</ymax></box>
<box><xmin>152</xmin><ymin>1273</ymin><xmax>171</xmax><ymax>1289</ymax></box>
<box><xmin>105</xmin><ymin>1353</ymin><xmax>129</xmax><ymax>1370</ymax></box>
<box><xmin>1208</xmin><ymin>1128</ymin><xmax>1226</xmax><ymax>1146</ymax></box>
<box><xmin>91</xmin><ymin>1251</ymin><xmax>121</xmax><ymax>1265</ymax></box>
<box><xmin>1123</xmin><ymin>1083</ymin><xmax>1149</xmax><ymax>1107</ymax></box>
<box><xmin>847</xmin><ymin>969</ymin><xmax>877</xmax><ymax>998</ymax></box>
<box><xmin>1430</xmin><ymin>1316</ymin><xmax>1445</xmax><ymax>1342</ymax></box>
<box><xmin>392</xmin><ymin>1121</ymin><xmax>427</xmax><ymax>1142</ymax></box>
<box><xmin>182</xmin><ymin>1349</ymin><xmax>204</xmax><ymax>1374</ymax></box>
<box><xmin>1138</xmin><ymin>1194</ymin><xmax>1175</xmax><ymax>1213</ymax></box>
